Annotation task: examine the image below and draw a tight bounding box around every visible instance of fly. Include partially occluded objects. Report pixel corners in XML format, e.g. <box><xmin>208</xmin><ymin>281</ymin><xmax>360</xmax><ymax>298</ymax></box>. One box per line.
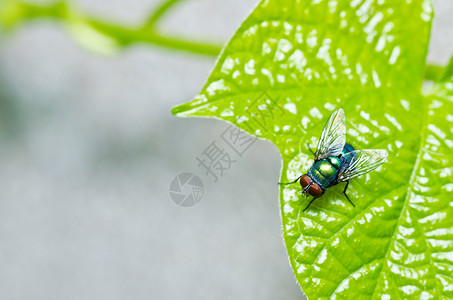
<box><xmin>280</xmin><ymin>109</ymin><xmax>389</xmax><ymax>212</ymax></box>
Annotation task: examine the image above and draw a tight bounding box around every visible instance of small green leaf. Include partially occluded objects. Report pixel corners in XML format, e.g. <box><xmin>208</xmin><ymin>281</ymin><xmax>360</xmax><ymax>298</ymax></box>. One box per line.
<box><xmin>173</xmin><ymin>0</ymin><xmax>453</xmax><ymax>298</ymax></box>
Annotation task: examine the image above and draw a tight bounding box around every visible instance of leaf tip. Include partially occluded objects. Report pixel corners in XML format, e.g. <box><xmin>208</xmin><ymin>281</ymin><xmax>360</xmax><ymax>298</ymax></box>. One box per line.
<box><xmin>170</xmin><ymin>104</ymin><xmax>183</xmax><ymax>116</ymax></box>
<box><xmin>171</xmin><ymin>103</ymin><xmax>193</xmax><ymax>117</ymax></box>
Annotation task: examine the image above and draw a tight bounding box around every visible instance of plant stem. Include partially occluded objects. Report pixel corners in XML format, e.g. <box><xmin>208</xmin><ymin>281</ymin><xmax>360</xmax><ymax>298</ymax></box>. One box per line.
<box><xmin>88</xmin><ymin>19</ymin><xmax>222</xmax><ymax>56</ymax></box>
<box><xmin>424</xmin><ymin>55</ymin><xmax>453</xmax><ymax>82</ymax></box>
<box><xmin>144</xmin><ymin>0</ymin><xmax>184</xmax><ymax>29</ymax></box>
<box><xmin>424</xmin><ymin>64</ymin><xmax>445</xmax><ymax>82</ymax></box>
<box><xmin>1</xmin><ymin>0</ymin><xmax>222</xmax><ymax>57</ymax></box>
<box><xmin>440</xmin><ymin>55</ymin><xmax>453</xmax><ymax>81</ymax></box>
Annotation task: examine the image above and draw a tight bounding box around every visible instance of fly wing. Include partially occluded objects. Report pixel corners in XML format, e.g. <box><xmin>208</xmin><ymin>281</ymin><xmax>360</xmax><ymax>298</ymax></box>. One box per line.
<box><xmin>337</xmin><ymin>149</ymin><xmax>389</xmax><ymax>182</ymax></box>
<box><xmin>315</xmin><ymin>109</ymin><xmax>346</xmax><ymax>161</ymax></box>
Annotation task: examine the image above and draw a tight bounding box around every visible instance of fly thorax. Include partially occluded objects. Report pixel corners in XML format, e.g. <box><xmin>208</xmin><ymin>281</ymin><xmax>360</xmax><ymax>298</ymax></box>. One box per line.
<box><xmin>327</xmin><ymin>156</ymin><xmax>341</xmax><ymax>170</ymax></box>
<box><xmin>310</xmin><ymin>158</ymin><xmax>340</xmax><ymax>187</ymax></box>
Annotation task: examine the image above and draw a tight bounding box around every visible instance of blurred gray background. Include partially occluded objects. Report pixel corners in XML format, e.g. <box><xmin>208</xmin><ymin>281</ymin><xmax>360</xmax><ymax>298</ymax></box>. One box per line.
<box><xmin>0</xmin><ymin>0</ymin><xmax>451</xmax><ymax>299</ymax></box>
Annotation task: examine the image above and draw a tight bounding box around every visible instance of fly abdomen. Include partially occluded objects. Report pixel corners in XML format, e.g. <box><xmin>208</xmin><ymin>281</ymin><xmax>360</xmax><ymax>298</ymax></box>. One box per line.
<box><xmin>339</xmin><ymin>143</ymin><xmax>356</xmax><ymax>166</ymax></box>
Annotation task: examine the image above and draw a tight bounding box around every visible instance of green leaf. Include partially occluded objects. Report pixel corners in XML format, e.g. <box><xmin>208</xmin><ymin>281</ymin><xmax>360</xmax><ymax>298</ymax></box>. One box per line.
<box><xmin>172</xmin><ymin>0</ymin><xmax>453</xmax><ymax>298</ymax></box>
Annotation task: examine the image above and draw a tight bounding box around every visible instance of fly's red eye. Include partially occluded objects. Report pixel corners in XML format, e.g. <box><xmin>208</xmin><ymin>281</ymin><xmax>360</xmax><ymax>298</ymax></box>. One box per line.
<box><xmin>300</xmin><ymin>175</ymin><xmax>311</xmax><ymax>188</ymax></box>
<box><xmin>309</xmin><ymin>183</ymin><xmax>323</xmax><ymax>197</ymax></box>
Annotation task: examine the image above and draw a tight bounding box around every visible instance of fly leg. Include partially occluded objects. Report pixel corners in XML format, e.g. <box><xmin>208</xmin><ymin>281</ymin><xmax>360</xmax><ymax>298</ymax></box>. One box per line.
<box><xmin>303</xmin><ymin>197</ymin><xmax>319</xmax><ymax>212</ymax></box>
<box><xmin>343</xmin><ymin>181</ymin><xmax>355</xmax><ymax>207</ymax></box>
<box><xmin>278</xmin><ymin>175</ymin><xmax>302</xmax><ymax>185</ymax></box>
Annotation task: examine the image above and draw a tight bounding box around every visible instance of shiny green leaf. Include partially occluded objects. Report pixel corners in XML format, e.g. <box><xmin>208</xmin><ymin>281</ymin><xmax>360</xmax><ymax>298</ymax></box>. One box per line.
<box><xmin>172</xmin><ymin>0</ymin><xmax>453</xmax><ymax>298</ymax></box>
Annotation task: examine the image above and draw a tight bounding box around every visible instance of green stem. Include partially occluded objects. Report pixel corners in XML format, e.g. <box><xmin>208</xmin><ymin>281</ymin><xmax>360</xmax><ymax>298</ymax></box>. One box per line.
<box><xmin>424</xmin><ymin>64</ymin><xmax>445</xmax><ymax>82</ymax></box>
<box><xmin>144</xmin><ymin>0</ymin><xmax>184</xmax><ymax>29</ymax></box>
<box><xmin>1</xmin><ymin>0</ymin><xmax>222</xmax><ymax>57</ymax></box>
<box><xmin>89</xmin><ymin>19</ymin><xmax>222</xmax><ymax>56</ymax></box>
<box><xmin>440</xmin><ymin>56</ymin><xmax>453</xmax><ymax>81</ymax></box>
<box><xmin>424</xmin><ymin>56</ymin><xmax>453</xmax><ymax>82</ymax></box>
